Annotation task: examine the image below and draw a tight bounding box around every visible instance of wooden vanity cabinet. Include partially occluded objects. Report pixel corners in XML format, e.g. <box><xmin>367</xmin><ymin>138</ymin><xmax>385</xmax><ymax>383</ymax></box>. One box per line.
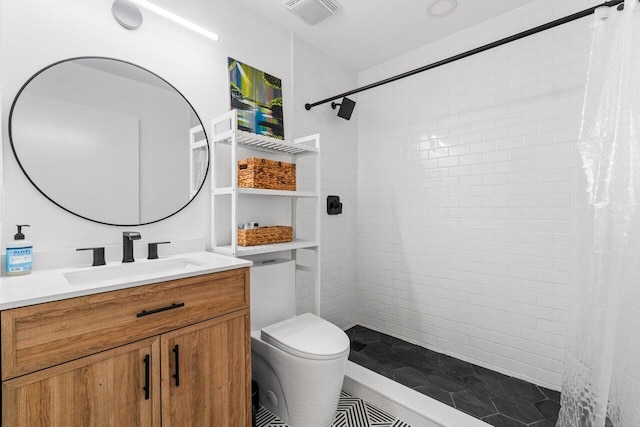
<box><xmin>161</xmin><ymin>312</ymin><xmax>249</xmax><ymax>427</ymax></box>
<box><xmin>3</xmin><ymin>337</ymin><xmax>161</xmax><ymax>426</ymax></box>
<box><xmin>1</xmin><ymin>267</ymin><xmax>251</xmax><ymax>427</ymax></box>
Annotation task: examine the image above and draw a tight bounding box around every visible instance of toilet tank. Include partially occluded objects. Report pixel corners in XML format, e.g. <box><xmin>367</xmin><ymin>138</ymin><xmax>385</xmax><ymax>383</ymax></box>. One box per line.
<box><xmin>250</xmin><ymin>259</ymin><xmax>296</xmax><ymax>331</ymax></box>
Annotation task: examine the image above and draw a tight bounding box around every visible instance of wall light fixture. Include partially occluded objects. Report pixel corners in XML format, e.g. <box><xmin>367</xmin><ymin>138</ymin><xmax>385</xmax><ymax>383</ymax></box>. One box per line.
<box><xmin>113</xmin><ymin>0</ymin><xmax>220</xmax><ymax>42</ymax></box>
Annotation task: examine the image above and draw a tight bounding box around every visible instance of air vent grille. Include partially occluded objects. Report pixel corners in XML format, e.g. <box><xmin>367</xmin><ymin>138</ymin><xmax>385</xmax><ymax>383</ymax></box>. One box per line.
<box><xmin>319</xmin><ymin>0</ymin><xmax>340</xmax><ymax>13</ymax></box>
<box><xmin>282</xmin><ymin>0</ymin><xmax>342</xmax><ymax>25</ymax></box>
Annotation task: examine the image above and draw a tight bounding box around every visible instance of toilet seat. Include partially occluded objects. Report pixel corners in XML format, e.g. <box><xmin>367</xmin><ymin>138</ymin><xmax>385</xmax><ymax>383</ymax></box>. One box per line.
<box><xmin>261</xmin><ymin>313</ymin><xmax>350</xmax><ymax>360</ymax></box>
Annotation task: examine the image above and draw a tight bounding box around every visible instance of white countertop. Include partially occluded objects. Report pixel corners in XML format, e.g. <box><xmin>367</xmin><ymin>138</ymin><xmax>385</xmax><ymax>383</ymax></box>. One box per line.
<box><xmin>0</xmin><ymin>252</ymin><xmax>252</xmax><ymax>310</ymax></box>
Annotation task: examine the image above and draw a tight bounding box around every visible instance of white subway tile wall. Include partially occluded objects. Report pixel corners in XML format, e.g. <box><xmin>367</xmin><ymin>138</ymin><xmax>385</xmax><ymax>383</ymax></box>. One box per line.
<box><xmin>293</xmin><ymin>37</ymin><xmax>359</xmax><ymax>329</ymax></box>
<box><xmin>355</xmin><ymin>0</ymin><xmax>599</xmax><ymax>389</ymax></box>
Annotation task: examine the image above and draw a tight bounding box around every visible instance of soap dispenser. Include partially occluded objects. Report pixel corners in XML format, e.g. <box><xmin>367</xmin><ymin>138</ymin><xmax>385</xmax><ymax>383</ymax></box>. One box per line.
<box><xmin>5</xmin><ymin>225</ymin><xmax>33</xmax><ymax>276</ymax></box>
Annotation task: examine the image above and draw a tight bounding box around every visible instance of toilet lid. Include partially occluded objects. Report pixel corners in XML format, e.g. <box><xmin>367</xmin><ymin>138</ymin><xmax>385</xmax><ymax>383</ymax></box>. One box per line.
<box><xmin>261</xmin><ymin>313</ymin><xmax>350</xmax><ymax>360</ymax></box>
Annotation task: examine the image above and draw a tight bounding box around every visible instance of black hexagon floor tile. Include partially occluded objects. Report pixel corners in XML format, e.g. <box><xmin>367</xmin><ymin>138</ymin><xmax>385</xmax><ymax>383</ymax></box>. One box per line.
<box><xmin>482</xmin><ymin>413</ymin><xmax>528</xmax><ymax>426</ymax></box>
<box><xmin>452</xmin><ymin>389</ymin><xmax>498</xmax><ymax>418</ymax></box>
<box><xmin>491</xmin><ymin>395</ymin><xmax>545</xmax><ymax>424</ymax></box>
<box><xmin>345</xmin><ymin>325</ymin><xmax>562</xmax><ymax>425</ymax></box>
<box><xmin>498</xmin><ymin>378</ymin><xmax>546</xmax><ymax>403</ymax></box>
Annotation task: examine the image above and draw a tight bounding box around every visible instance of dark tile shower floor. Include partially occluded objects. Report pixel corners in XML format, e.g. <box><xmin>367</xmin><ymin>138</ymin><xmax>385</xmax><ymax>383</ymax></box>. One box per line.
<box><xmin>346</xmin><ymin>325</ymin><xmax>562</xmax><ymax>427</ymax></box>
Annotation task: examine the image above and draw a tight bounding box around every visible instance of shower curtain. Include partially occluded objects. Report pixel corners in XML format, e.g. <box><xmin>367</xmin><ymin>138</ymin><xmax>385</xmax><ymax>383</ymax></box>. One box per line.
<box><xmin>557</xmin><ymin>1</ymin><xmax>640</xmax><ymax>426</ymax></box>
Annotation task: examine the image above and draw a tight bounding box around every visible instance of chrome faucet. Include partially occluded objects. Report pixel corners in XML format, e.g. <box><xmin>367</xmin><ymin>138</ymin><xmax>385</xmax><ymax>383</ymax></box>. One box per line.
<box><xmin>122</xmin><ymin>231</ymin><xmax>141</xmax><ymax>263</ymax></box>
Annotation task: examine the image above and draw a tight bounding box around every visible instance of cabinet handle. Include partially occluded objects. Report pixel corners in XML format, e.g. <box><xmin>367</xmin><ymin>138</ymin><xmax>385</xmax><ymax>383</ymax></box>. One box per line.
<box><xmin>136</xmin><ymin>302</ymin><xmax>185</xmax><ymax>318</ymax></box>
<box><xmin>143</xmin><ymin>354</ymin><xmax>150</xmax><ymax>400</ymax></box>
<box><xmin>173</xmin><ymin>344</ymin><xmax>180</xmax><ymax>387</ymax></box>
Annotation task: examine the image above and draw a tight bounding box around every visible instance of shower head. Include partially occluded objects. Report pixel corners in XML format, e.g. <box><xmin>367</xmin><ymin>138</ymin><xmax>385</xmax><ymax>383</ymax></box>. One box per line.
<box><xmin>331</xmin><ymin>97</ymin><xmax>356</xmax><ymax>120</ymax></box>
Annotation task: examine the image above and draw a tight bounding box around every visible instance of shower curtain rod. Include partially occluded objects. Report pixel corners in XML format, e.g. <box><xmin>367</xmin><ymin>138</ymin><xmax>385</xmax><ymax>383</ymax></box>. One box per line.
<box><xmin>304</xmin><ymin>0</ymin><xmax>626</xmax><ymax>111</ymax></box>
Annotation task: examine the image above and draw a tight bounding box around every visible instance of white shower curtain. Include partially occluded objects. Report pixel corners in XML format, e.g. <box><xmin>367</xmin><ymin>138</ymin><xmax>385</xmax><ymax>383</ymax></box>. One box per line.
<box><xmin>558</xmin><ymin>1</ymin><xmax>640</xmax><ymax>426</ymax></box>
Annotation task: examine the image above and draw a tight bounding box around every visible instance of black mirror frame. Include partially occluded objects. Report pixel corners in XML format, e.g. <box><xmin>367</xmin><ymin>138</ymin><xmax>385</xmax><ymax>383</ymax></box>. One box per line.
<box><xmin>8</xmin><ymin>56</ymin><xmax>210</xmax><ymax>227</ymax></box>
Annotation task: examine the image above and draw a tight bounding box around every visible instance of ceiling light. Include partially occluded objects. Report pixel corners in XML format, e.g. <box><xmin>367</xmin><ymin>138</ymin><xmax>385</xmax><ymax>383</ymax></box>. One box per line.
<box><xmin>426</xmin><ymin>0</ymin><xmax>457</xmax><ymax>18</ymax></box>
<box><xmin>129</xmin><ymin>0</ymin><xmax>220</xmax><ymax>42</ymax></box>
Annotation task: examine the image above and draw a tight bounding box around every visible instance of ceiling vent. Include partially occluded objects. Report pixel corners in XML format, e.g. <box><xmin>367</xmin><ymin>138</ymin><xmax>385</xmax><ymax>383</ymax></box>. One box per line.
<box><xmin>283</xmin><ymin>0</ymin><xmax>342</xmax><ymax>25</ymax></box>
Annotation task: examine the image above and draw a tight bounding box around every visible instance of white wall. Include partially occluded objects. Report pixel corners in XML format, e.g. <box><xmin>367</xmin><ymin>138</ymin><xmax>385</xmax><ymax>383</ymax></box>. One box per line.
<box><xmin>0</xmin><ymin>0</ymin><xmax>4</xmax><ymax>248</ymax></box>
<box><xmin>356</xmin><ymin>0</ymin><xmax>600</xmax><ymax>389</ymax></box>
<box><xmin>0</xmin><ymin>0</ymin><xmax>357</xmax><ymax>332</ymax></box>
<box><xmin>0</xmin><ymin>0</ymin><xmax>292</xmax><ymax>254</ymax></box>
<box><xmin>0</xmin><ymin>0</ymin><xmax>602</xmax><ymax>391</ymax></box>
<box><xmin>292</xmin><ymin>37</ymin><xmax>358</xmax><ymax>329</ymax></box>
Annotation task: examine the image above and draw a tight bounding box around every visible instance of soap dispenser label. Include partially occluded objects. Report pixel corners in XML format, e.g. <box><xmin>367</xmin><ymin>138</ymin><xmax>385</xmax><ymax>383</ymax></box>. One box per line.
<box><xmin>7</xmin><ymin>247</ymin><xmax>32</xmax><ymax>273</ymax></box>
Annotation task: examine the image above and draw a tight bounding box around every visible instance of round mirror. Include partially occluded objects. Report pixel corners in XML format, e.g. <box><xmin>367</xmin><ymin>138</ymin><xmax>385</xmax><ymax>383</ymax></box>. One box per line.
<box><xmin>9</xmin><ymin>57</ymin><xmax>209</xmax><ymax>226</ymax></box>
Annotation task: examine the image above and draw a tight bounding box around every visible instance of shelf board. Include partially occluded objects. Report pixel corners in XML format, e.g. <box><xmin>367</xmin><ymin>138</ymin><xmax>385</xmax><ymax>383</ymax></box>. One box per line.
<box><xmin>239</xmin><ymin>188</ymin><xmax>317</xmax><ymax>197</ymax></box>
<box><xmin>212</xmin><ymin>239</ymin><xmax>318</xmax><ymax>257</ymax></box>
<box><xmin>211</xmin><ymin>187</ymin><xmax>234</xmax><ymax>195</ymax></box>
<box><xmin>213</xmin><ymin>129</ymin><xmax>317</xmax><ymax>156</ymax></box>
<box><xmin>190</xmin><ymin>140</ymin><xmax>207</xmax><ymax>149</ymax></box>
<box><xmin>212</xmin><ymin>187</ymin><xmax>317</xmax><ymax>198</ymax></box>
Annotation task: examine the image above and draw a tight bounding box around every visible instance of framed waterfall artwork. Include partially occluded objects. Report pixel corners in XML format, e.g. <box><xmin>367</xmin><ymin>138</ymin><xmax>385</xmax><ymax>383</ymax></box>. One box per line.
<box><xmin>228</xmin><ymin>58</ymin><xmax>285</xmax><ymax>140</ymax></box>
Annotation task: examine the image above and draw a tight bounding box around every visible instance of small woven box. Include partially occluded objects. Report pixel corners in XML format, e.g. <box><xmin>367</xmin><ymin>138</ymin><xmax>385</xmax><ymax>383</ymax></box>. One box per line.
<box><xmin>238</xmin><ymin>158</ymin><xmax>296</xmax><ymax>191</ymax></box>
<box><xmin>237</xmin><ymin>226</ymin><xmax>293</xmax><ymax>246</ymax></box>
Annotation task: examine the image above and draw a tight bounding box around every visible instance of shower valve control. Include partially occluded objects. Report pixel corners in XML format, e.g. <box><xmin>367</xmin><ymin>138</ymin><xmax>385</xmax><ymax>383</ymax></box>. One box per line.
<box><xmin>327</xmin><ymin>195</ymin><xmax>342</xmax><ymax>215</ymax></box>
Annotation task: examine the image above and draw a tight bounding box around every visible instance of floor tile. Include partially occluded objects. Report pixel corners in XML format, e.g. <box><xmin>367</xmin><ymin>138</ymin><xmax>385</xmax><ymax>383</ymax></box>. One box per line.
<box><xmin>438</xmin><ymin>355</ymin><xmax>477</xmax><ymax>377</ymax></box>
<box><xmin>534</xmin><ymin>399</ymin><xmax>561</xmax><ymax>419</ymax></box>
<box><xmin>256</xmin><ymin>406</ymin><xmax>287</xmax><ymax>427</ymax></box>
<box><xmin>346</xmin><ymin>326</ymin><xmax>381</xmax><ymax>344</ymax></box>
<box><xmin>391</xmin><ymin>366</ymin><xmax>435</xmax><ymax>388</ymax></box>
<box><xmin>463</xmin><ymin>374</ymin><xmax>507</xmax><ymax>398</ymax></box>
<box><xmin>351</xmin><ymin>340</ymin><xmax>368</xmax><ymax>352</ymax></box>
<box><xmin>538</xmin><ymin>386</ymin><xmax>561</xmax><ymax>403</ymax></box>
<box><xmin>413</xmin><ymin>384</ymin><xmax>455</xmax><ymax>406</ymax></box>
<box><xmin>357</xmin><ymin>343</ymin><xmax>407</xmax><ymax>377</ymax></box>
<box><xmin>473</xmin><ymin>365</ymin><xmax>510</xmax><ymax>381</ymax></box>
<box><xmin>359</xmin><ymin>341</ymin><xmax>394</xmax><ymax>356</ymax></box>
<box><xmin>376</xmin><ymin>350</ymin><xmax>412</xmax><ymax>369</ymax></box>
<box><xmin>345</xmin><ymin>325</ymin><xmax>563</xmax><ymax>425</ymax></box>
<box><xmin>349</xmin><ymin>349</ymin><xmax>378</xmax><ymax>370</ymax></box>
<box><xmin>256</xmin><ymin>389</ymin><xmax>412</xmax><ymax>427</ymax></box>
<box><xmin>529</xmin><ymin>418</ymin><xmax>558</xmax><ymax>427</ymax></box>
<box><xmin>491</xmin><ymin>395</ymin><xmax>545</xmax><ymax>424</ymax></box>
<box><xmin>371</xmin><ymin>356</ymin><xmax>412</xmax><ymax>380</ymax></box>
<box><xmin>426</xmin><ymin>370</ymin><xmax>467</xmax><ymax>393</ymax></box>
<box><xmin>498</xmin><ymin>378</ymin><xmax>547</xmax><ymax>403</ymax></box>
<box><xmin>403</xmin><ymin>347</ymin><xmax>441</xmax><ymax>371</ymax></box>
<box><xmin>482</xmin><ymin>413</ymin><xmax>528</xmax><ymax>427</ymax></box>
<box><xmin>379</xmin><ymin>333</ymin><xmax>420</xmax><ymax>352</ymax></box>
<box><xmin>451</xmin><ymin>389</ymin><xmax>498</xmax><ymax>418</ymax></box>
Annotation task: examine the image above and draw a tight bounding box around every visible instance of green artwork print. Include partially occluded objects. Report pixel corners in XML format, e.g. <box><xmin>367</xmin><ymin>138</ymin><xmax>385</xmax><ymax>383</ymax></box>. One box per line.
<box><xmin>228</xmin><ymin>58</ymin><xmax>284</xmax><ymax>139</ymax></box>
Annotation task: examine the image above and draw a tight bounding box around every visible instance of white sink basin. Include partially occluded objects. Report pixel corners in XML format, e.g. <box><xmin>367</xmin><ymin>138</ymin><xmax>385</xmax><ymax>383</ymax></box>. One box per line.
<box><xmin>0</xmin><ymin>251</ymin><xmax>252</xmax><ymax>311</ymax></box>
<box><xmin>64</xmin><ymin>258</ymin><xmax>206</xmax><ymax>286</ymax></box>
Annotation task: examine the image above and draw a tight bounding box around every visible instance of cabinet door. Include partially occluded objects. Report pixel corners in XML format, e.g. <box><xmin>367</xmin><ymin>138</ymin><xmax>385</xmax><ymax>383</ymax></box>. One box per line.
<box><xmin>2</xmin><ymin>337</ymin><xmax>160</xmax><ymax>427</ymax></box>
<box><xmin>161</xmin><ymin>310</ymin><xmax>250</xmax><ymax>427</ymax></box>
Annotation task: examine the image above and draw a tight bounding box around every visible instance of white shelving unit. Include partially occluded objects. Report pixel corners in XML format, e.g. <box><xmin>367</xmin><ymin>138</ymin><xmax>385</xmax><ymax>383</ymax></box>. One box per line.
<box><xmin>211</xmin><ymin>110</ymin><xmax>321</xmax><ymax>313</ymax></box>
<box><xmin>189</xmin><ymin>125</ymin><xmax>208</xmax><ymax>198</ymax></box>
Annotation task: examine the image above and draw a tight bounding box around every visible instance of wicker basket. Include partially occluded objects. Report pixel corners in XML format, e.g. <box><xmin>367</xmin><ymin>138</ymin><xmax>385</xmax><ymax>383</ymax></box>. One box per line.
<box><xmin>237</xmin><ymin>226</ymin><xmax>293</xmax><ymax>246</ymax></box>
<box><xmin>238</xmin><ymin>158</ymin><xmax>296</xmax><ymax>191</ymax></box>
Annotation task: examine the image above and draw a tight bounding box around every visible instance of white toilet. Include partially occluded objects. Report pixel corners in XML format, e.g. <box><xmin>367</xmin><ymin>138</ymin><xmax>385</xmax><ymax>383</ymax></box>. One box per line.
<box><xmin>250</xmin><ymin>259</ymin><xmax>350</xmax><ymax>427</ymax></box>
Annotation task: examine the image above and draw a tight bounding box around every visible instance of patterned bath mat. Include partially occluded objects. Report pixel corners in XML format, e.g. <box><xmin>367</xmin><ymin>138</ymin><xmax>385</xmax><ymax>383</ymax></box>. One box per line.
<box><xmin>256</xmin><ymin>389</ymin><xmax>412</xmax><ymax>427</ymax></box>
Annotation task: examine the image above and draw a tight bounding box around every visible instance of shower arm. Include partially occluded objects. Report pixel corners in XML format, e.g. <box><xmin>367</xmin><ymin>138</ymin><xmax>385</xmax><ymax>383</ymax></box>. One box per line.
<box><xmin>304</xmin><ymin>0</ymin><xmax>627</xmax><ymax>111</ymax></box>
